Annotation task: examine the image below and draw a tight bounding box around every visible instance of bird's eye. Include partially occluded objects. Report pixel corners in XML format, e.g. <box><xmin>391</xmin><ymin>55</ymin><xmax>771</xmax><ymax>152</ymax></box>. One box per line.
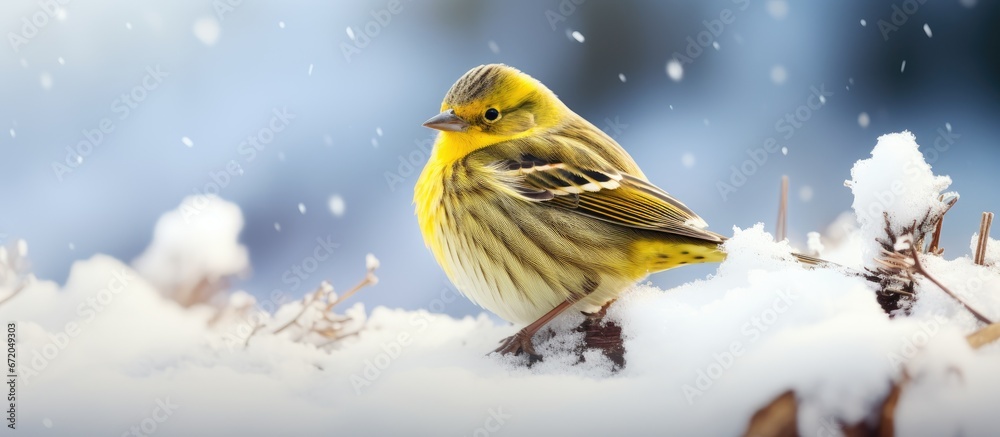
<box><xmin>484</xmin><ymin>108</ymin><xmax>500</xmax><ymax>121</ymax></box>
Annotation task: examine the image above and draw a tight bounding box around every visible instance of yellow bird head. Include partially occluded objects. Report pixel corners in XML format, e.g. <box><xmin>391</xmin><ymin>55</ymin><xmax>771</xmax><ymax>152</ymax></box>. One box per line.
<box><xmin>423</xmin><ymin>64</ymin><xmax>567</xmax><ymax>156</ymax></box>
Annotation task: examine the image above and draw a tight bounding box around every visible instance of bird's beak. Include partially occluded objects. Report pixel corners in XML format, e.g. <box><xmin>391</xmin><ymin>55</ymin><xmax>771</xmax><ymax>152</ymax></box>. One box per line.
<box><xmin>422</xmin><ymin>109</ymin><xmax>469</xmax><ymax>132</ymax></box>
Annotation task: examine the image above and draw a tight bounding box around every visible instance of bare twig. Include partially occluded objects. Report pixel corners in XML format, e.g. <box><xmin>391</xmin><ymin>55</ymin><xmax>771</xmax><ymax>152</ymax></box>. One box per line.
<box><xmin>927</xmin><ymin>196</ymin><xmax>946</xmax><ymax>255</ymax></box>
<box><xmin>326</xmin><ymin>272</ymin><xmax>378</xmax><ymax>311</ymax></box>
<box><xmin>909</xmin><ymin>248</ymin><xmax>994</xmax><ymax>325</ymax></box>
<box><xmin>316</xmin><ymin>331</ymin><xmax>361</xmax><ymax>349</ymax></box>
<box><xmin>230</xmin><ymin>254</ymin><xmax>380</xmax><ymax>351</ymax></box>
<box><xmin>776</xmin><ymin>176</ymin><xmax>788</xmax><ymax>242</ymax></box>
<box><xmin>0</xmin><ymin>283</ymin><xmax>26</xmax><ymax>307</ymax></box>
<box><xmin>242</xmin><ymin>322</ymin><xmax>265</xmax><ymax>348</ymax></box>
<box><xmin>974</xmin><ymin>212</ymin><xmax>994</xmax><ymax>266</ymax></box>
<box><xmin>273</xmin><ymin>287</ymin><xmax>324</xmax><ymax>334</ymax></box>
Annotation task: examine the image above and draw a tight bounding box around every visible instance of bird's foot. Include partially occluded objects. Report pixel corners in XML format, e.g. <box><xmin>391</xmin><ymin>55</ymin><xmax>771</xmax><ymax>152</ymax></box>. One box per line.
<box><xmin>493</xmin><ymin>328</ymin><xmax>540</xmax><ymax>359</ymax></box>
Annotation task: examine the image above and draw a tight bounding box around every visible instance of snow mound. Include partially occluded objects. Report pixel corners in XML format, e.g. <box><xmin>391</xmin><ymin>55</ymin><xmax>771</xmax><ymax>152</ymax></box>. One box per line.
<box><xmin>8</xmin><ymin>223</ymin><xmax>998</xmax><ymax>436</ymax></box>
<box><xmin>132</xmin><ymin>195</ymin><xmax>249</xmax><ymax>305</ymax></box>
<box><xmin>847</xmin><ymin>131</ymin><xmax>954</xmax><ymax>268</ymax></box>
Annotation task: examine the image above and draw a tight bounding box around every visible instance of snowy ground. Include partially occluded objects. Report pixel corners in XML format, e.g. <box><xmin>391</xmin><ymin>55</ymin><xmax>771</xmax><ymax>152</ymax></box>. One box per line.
<box><xmin>4</xmin><ymin>132</ymin><xmax>1000</xmax><ymax>436</ymax></box>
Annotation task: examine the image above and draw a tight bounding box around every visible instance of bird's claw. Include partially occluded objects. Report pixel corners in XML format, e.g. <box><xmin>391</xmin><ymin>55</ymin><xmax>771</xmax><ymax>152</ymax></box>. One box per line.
<box><xmin>492</xmin><ymin>329</ymin><xmax>539</xmax><ymax>358</ymax></box>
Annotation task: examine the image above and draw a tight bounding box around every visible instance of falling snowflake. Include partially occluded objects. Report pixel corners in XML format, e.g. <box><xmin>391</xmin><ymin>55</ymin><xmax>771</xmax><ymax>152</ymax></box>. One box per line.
<box><xmin>40</xmin><ymin>72</ymin><xmax>53</xmax><ymax>90</ymax></box>
<box><xmin>799</xmin><ymin>186</ymin><xmax>814</xmax><ymax>202</ymax></box>
<box><xmin>770</xmin><ymin>65</ymin><xmax>787</xmax><ymax>84</ymax></box>
<box><xmin>193</xmin><ymin>17</ymin><xmax>221</xmax><ymax>46</ymax></box>
<box><xmin>666</xmin><ymin>59</ymin><xmax>683</xmax><ymax>82</ymax></box>
<box><xmin>766</xmin><ymin>0</ymin><xmax>789</xmax><ymax>19</ymax></box>
<box><xmin>328</xmin><ymin>195</ymin><xmax>346</xmax><ymax>217</ymax></box>
<box><xmin>682</xmin><ymin>153</ymin><xmax>695</xmax><ymax>168</ymax></box>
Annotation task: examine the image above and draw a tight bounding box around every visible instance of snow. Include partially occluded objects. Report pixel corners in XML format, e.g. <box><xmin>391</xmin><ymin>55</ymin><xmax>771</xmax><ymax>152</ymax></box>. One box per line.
<box><xmin>846</xmin><ymin>131</ymin><xmax>954</xmax><ymax>270</ymax></box>
<box><xmin>6</xmin><ymin>132</ymin><xmax>1000</xmax><ymax>436</ymax></box>
<box><xmin>770</xmin><ymin>64</ymin><xmax>787</xmax><ymax>84</ymax></box>
<box><xmin>807</xmin><ymin>231</ymin><xmax>824</xmax><ymax>254</ymax></box>
<box><xmin>40</xmin><ymin>72</ymin><xmax>53</xmax><ymax>90</ymax></box>
<box><xmin>328</xmin><ymin>195</ymin><xmax>346</xmax><ymax>217</ymax></box>
<box><xmin>192</xmin><ymin>17</ymin><xmax>221</xmax><ymax>46</ymax></box>
<box><xmin>858</xmin><ymin>111</ymin><xmax>870</xmax><ymax>128</ymax></box>
<box><xmin>365</xmin><ymin>253</ymin><xmax>380</xmax><ymax>271</ymax></box>
<box><xmin>131</xmin><ymin>195</ymin><xmax>249</xmax><ymax>304</ymax></box>
<box><xmin>767</xmin><ymin>0</ymin><xmax>789</xmax><ymax>20</ymax></box>
<box><xmin>682</xmin><ymin>153</ymin><xmax>695</xmax><ymax>168</ymax></box>
<box><xmin>799</xmin><ymin>185</ymin><xmax>814</xmax><ymax>201</ymax></box>
<box><xmin>666</xmin><ymin>59</ymin><xmax>683</xmax><ymax>82</ymax></box>
<box><xmin>817</xmin><ymin>212</ymin><xmax>866</xmax><ymax>268</ymax></box>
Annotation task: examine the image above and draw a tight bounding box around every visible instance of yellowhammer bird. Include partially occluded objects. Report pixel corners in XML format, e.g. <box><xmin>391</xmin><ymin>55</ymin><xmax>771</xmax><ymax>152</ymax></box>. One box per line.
<box><xmin>415</xmin><ymin>64</ymin><xmax>812</xmax><ymax>357</ymax></box>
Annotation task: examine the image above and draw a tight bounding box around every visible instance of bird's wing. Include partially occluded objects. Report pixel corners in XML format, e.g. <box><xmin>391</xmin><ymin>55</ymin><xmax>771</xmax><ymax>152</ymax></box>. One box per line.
<box><xmin>490</xmin><ymin>151</ymin><xmax>724</xmax><ymax>243</ymax></box>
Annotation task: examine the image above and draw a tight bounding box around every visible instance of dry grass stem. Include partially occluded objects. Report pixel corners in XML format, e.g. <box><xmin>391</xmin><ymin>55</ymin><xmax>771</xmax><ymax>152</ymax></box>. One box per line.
<box><xmin>256</xmin><ymin>258</ymin><xmax>380</xmax><ymax>348</ymax></box>
<box><xmin>966</xmin><ymin>322</ymin><xmax>1000</xmax><ymax>349</ymax></box>
<box><xmin>974</xmin><ymin>212</ymin><xmax>994</xmax><ymax>266</ymax></box>
<box><xmin>908</xmin><ymin>248</ymin><xmax>994</xmax><ymax>325</ymax></box>
<box><xmin>776</xmin><ymin>176</ymin><xmax>789</xmax><ymax>242</ymax></box>
<box><xmin>926</xmin><ymin>195</ymin><xmax>947</xmax><ymax>255</ymax></box>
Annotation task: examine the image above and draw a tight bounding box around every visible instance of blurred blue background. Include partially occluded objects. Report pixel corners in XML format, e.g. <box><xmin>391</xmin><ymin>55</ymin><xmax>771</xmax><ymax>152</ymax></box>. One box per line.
<box><xmin>2</xmin><ymin>0</ymin><xmax>998</xmax><ymax>320</ymax></box>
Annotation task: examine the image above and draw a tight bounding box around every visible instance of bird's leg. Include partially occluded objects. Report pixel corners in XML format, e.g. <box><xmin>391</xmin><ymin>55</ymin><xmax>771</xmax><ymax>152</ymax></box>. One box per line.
<box><xmin>494</xmin><ymin>299</ymin><xmax>575</xmax><ymax>357</ymax></box>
